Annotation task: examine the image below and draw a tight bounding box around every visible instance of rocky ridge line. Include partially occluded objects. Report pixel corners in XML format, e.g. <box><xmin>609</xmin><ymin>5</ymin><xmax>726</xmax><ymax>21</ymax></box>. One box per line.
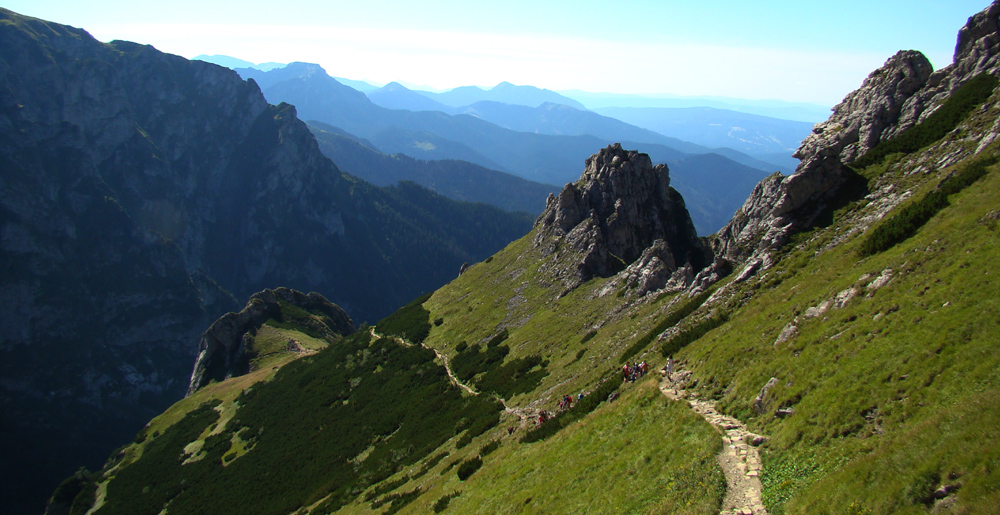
<box><xmin>712</xmin><ymin>2</ymin><xmax>1000</xmax><ymax>278</ymax></box>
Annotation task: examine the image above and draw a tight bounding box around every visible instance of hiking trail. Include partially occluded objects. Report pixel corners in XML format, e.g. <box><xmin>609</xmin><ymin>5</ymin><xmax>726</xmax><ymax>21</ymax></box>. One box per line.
<box><xmin>660</xmin><ymin>370</ymin><xmax>769</xmax><ymax>515</ymax></box>
<box><xmin>369</xmin><ymin>327</ymin><xmax>479</xmax><ymax>396</ymax></box>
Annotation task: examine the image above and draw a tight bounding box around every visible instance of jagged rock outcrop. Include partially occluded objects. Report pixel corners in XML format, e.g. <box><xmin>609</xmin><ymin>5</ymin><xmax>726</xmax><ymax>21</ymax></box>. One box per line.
<box><xmin>713</xmin><ymin>2</ymin><xmax>1000</xmax><ymax>272</ymax></box>
<box><xmin>534</xmin><ymin>144</ymin><xmax>711</xmax><ymax>293</ymax></box>
<box><xmin>713</xmin><ymin>51</ymin><xmax>933</xmax><ymax>267</ymax></box>
<box><xmin>187</xmin><ymin>288</ymin><xmax>354</xmax><ymax>394</ymax></box>
<box><xmin>892</xmin><ymin>2</ymin><xmax>1000</xmax><ymax>138</ymax></box>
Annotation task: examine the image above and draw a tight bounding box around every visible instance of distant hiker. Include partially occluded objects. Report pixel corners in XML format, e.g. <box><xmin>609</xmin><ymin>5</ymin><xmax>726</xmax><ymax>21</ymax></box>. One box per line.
<box><xmin>577</xmin><ymin>392</ymin><xmax>585</xmax><ymax>401</ymax></box>
<box><xmin>663</xmin><ymin>356</ymin><xmax>675</xmax><ymax>381</ymax></box>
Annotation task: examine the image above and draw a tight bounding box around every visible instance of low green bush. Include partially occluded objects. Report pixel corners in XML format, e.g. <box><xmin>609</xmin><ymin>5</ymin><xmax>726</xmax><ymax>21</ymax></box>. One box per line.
<box><xmin>375</xmin><ymin>293</ymin><xmax>433</xmax><ymax>344</ymax></box>
<box><xmin>621</xmin><ymin>289</ymin><xmax>714</xmax><ymax>364</ymax></box>
<box><xmin>520</xmin><ymin>374</ymin><xmax>620</xmax><ymax>444</ymax></box>
<box><xmin>660</xmin><ymin>313</ymin><xmax>730</xmax><ymax>358</ymax></box>
<box><xmin>456</xmin><ymin>457</ymin><xmax>483</xmax><ymax>481</ymax></box>
<box><xmin>432</xmin><ymin>491</ymin><xmax>461</xmax><ymax>513</ymax></box>
<box><xmin>858</xmin><ymin>154</ymin><xmax>996</xmax><ymax>256</ymax></box>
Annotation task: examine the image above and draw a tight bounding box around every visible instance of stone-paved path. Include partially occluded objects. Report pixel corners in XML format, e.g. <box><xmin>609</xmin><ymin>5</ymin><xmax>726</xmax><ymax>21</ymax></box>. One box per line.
<box><xmin>660</xmin><ymin>373</ymin><xmax>769</xmax><ymax>515</ymax></box>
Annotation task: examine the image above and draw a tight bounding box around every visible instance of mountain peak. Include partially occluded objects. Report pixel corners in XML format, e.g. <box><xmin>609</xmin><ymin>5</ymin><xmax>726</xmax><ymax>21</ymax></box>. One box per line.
<box><xmin>533</xmin><ymin>144</ymin><xmax>710</xmax><ymax>293</ymax></box>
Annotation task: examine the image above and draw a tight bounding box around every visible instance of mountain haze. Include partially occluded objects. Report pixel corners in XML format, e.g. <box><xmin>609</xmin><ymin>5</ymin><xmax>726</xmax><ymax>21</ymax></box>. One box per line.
<box><xmin>242</xmin><ymin>64</ymin><xmax>780</xmax><ymax>233</ymax></box>
<box><xmin>418</xmin><ymin>81</ymin><xmax>587</xmax><ymax>109</ymax></box>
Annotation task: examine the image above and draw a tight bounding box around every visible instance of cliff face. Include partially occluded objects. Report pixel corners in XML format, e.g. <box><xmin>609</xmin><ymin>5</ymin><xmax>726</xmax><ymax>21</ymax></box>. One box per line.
<box><xmin>533</xmin><ymin>143</ymin><xmax>711</xmax><ymax>295</ymax></box>
<box><xmin>712</xmin><ymin>4</ymin><xmax>1000</xmax><ymax>274</ymax></box>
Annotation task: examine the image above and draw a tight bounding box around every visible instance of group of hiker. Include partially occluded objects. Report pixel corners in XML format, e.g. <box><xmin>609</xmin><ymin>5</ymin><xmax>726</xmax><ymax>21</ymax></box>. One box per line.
<box><xmin>622</xmin><ymin>361</ymin><xmax>650</xmax><ymax>382</ymax></box>
<box><xmin>557</xmin><ymin>392</ymin><xmax>585</xmax><ymax>410</ymax></box>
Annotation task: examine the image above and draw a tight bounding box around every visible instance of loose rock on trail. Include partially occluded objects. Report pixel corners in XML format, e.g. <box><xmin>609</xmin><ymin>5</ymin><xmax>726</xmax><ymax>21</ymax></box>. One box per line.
<box><xmin>660</xmin><ymin>371</ymin><xmax>769</xmax><ymax>515</ymax></box>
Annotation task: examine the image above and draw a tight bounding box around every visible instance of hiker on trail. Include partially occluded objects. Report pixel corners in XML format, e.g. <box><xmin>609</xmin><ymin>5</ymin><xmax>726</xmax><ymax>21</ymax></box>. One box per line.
<box><xmin>622</xmin><ymin>364</ymin><xmax>631</xmax><ymax>382</ymax></box>
<box><xmin>639</xmin><ymin>361</ymin><xmax>649</xmax><ymax>377</ymax></box>
<box><xmin>577</xmin><ymin>392</ymin><xmax>585</xmax><ymax>401</ymax></box>
<box><xmin>663</xmin><ymin>356</ymin><xmax>675</xmax><ymax>381</ymax></box>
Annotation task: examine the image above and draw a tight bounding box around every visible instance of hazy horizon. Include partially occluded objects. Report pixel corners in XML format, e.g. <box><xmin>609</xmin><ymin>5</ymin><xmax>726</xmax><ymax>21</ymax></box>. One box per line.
<box><xmin>4</xmin><ymin>0</ymin><xmax>993</xmax><ymax>105</ymax></box>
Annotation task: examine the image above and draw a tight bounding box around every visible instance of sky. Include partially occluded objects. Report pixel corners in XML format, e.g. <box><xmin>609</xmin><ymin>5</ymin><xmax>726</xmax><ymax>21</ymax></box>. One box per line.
<box><xmin>5</xmin><ymin>0</ymin><xmax>994</xmax><ymax>106</ymax></box>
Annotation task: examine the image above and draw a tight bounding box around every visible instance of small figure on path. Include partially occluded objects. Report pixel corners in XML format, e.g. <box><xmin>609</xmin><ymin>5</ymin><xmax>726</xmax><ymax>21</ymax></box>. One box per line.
<box><xmin>663</xmin><ymin>356</ymin><xmax>675</xmax><ymax>381</ymax></box>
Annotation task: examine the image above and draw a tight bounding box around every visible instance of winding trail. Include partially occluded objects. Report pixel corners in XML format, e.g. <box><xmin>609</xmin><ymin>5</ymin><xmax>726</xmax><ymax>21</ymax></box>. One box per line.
<box><xmin>660</xmin><ymin>372</ymin><xmax>769</xmax><ymax>515</ymax></box>
<box><xmin>368</xmin><ymin>327</ymin><xmax>479</xmax><ymax>396</ymax></box>
<box><xmin>369</xmin><ymin>328</ymin><xmax>541</xmax><ymax>430</ymax></box>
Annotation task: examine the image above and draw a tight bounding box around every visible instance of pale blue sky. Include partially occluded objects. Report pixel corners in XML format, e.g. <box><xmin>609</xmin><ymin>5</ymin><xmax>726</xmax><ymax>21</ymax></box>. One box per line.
<box><xmin>5</xmin><ymin>0</ymin><xmax>993</xmax><ymax>105</ymax></box>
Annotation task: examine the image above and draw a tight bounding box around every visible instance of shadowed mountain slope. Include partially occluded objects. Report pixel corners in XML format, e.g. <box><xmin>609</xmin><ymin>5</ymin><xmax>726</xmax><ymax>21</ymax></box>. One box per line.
<box><xmin>0</xmin><ymin>9</ymin><xmax>531</xmax><ymax>514</ymax></box>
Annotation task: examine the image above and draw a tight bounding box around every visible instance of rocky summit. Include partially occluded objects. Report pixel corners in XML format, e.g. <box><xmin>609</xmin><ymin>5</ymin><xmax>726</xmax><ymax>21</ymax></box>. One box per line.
<box><xmin>533</xmin><ymin>143</ymin><xmax>710</xmax><ymax>293</ymax></box>
<box><xmin>714</xmin><ymin>6</ymin><xmax>1000</xmax><ymax>274</ymax></box>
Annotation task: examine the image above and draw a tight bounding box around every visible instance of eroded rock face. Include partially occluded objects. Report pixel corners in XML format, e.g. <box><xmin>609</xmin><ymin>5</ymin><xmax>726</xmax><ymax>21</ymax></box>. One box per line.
<box><xmin>187</xmin><ymin>288</ymin><xmax>354</xmax><ymax>394</ymax></box>
<box><xmin>893</xmin><ymin>2</ymin><xmax>1000</xmax><ymax>135</ymax></box>
<box><xmin>534</xmin><ymin>144</ymin><xmax>710</xmax><ymax>292</ymax></box>
<box><xmin>797</xmin><ymin>51</ymin><xmax>933</xmax><ymax>166</ymax></box>
<box><xmin>716</xmin><ymin>50</ymin><xmax>934</xmax><ymax>265</ymax></box>
<box><xmin>714</xmin><ymin>2</ymin><xmax>1000</xmax><ymax>271</ymax></box>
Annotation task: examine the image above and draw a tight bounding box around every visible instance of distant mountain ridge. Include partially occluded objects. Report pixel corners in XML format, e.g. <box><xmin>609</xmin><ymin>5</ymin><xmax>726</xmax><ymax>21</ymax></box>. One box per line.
<box><xmin>194</xmin><ymin>54</ymin><xmax>285</xmax><ymax>71</ymax></box>
<box><xmin>596</xmin><ymin>106</ymin><xmax>814</xmax><ymax>159</ymax></box>
<box><xmin>307</xmin><ymin>121</ymin><xmax>557</xmax><ymax>214</ymax></box>
<box><xmin>561</xmin><ymin>89</ymin><xmax>832</xmax><ymax>122</ymax></box>
<box><xmin>241</xmin><ymin>63</ymin><xmax>781</xmax><ymax>233</ymax></box>
<box><xmin>417</xmin><ymin>81</ymin><xmax>587</xmax><ymax>109</ymax></box>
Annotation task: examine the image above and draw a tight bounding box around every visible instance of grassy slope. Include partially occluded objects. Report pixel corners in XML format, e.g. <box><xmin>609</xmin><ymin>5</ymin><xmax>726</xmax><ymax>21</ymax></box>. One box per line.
<box><xmin>675</xmin><ymin>115</ymin><xmax>1000</xmax><ymax>511</ymax></box>
<box><xmin>369</xmin><ymin>87</ymin><xmax>1000</xmax><ymax>514</ymax></box>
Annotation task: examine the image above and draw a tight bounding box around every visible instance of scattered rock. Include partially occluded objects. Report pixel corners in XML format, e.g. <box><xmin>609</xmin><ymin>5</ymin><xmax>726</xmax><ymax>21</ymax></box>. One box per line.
<box><xmin>752</xmin><ymin>377</ymin><xmax>779</xmax><ymax>415</ymax></box>
<box><xmin>774</xmin><ymin>322</ymin><xmax>799</xmax><ymax>346</ymax></box>
<box><xmin>803</xmin><ymin>300</ymin><xmax>831</xmax><ymax>318</ymax></box>
<box><xmin>866</xmin><ymin>269</ymin><xmax>894</xmax><ymax>291</ymax></box>
<box><xmin>833</xmin><ymin>287</ymin><xmax>858</xmax><ymax>309</ymax></box>
<box><xmin>932</xmin><ymin>483</ymin><xmax>962</xmax><ymax>499</ymax></box>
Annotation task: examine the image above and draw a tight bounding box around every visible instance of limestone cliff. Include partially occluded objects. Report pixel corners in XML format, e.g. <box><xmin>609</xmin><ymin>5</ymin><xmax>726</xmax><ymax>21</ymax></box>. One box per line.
<box><xmin>712</xmin><ymin>2</ymin><xmax>1000</xmax><ymax>275</ymax></box>
<box><xmin>533</xmin><ymin>144</ymin><xmax>711</xmax><ymax>295</ymax></box>
<box><xmin>0</xmin><ymin>8</ymin><xmax>530</xmax><ymax>513</ymax></box>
